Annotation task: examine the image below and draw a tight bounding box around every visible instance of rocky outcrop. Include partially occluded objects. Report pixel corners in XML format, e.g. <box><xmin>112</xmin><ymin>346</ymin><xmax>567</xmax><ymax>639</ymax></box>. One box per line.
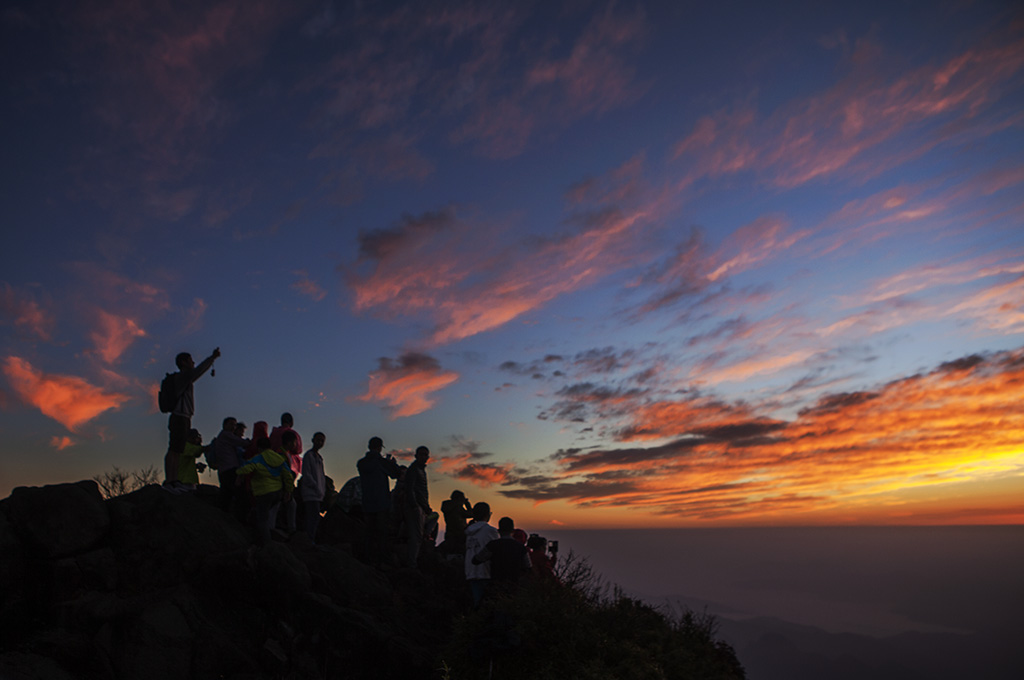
<box><xmin>0</xmin><ymin>481</ymin><xmax>461</xmax><ymax>680</ymax></box>
<box><xmin>0</xmin><ymin>481</ymin><xmax>745</xmax><ymax>680</ymax></box>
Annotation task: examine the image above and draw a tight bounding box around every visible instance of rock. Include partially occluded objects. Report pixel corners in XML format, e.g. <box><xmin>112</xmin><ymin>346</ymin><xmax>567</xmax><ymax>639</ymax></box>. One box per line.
<box><xmin>0</xmin><ymin>651</ymin><xmax>79</xmax><ymax>680</ymax></box>
<box><xmin>7</xmin><ymin>481</ymin><xmax>109</xmax><ymax>558</ymax></box>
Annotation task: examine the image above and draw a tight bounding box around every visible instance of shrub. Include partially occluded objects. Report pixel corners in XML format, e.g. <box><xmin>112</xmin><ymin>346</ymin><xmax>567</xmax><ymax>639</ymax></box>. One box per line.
<box><xmin>440</xmin><ymin>551</ymin><xmax>746</xmax><ymax>680</ymax></box>
<box><xmin>92</xmin><ymin>465</ymin><xmax>161</xmax><ymax>499</ymax></box>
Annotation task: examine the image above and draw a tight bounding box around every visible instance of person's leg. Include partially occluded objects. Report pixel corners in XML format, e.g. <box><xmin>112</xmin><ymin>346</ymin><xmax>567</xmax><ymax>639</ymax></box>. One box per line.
<box><xmin>165</xmin><ymin>415</ymin><xmax>189</xmax><ymax>483</ymax></box>
<box><xmin>405</xmin><ymin>505</ymin><xmax>423</xmax><ymax>567</ymax></box>
<box><xmin>218</xmin><ymin>468</ymin><xmax>236</xmax><ymax>511</ymax></box>
<box><xmin>304</xmin><ymin>500</ymin><xmax>321</xmax><ymax>544</ymax></box>
<box><xmin>285</xmin><ymin>496</ymin><xmax>297</xmax><ymax>533</ymax></box>
<box><xmin>469</xmin><ymin>579</ymin><xmax>488</xmax><ymax>607</ymax></box>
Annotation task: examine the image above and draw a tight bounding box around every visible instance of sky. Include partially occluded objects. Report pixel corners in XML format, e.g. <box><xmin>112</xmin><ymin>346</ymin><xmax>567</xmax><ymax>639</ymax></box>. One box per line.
<box><xmin>2</xmin><ymin>0</ymin><xmax>1023</xmax><ymax>529</ymax></box>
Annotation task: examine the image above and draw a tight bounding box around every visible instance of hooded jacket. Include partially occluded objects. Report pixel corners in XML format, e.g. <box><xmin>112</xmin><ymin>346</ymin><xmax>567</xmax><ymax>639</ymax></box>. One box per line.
<box><xmin>236</xmin><ymin>448</ymin><xmax>295</xmax><ymax>497</ymax></box>
<box><xmin>464</xmin><ymin>521</ymin><xmax>500</xmax><ymax>580</ymax></box>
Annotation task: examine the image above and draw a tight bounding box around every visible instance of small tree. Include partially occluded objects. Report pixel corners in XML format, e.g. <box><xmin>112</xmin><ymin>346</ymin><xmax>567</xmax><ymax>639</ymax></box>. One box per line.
<box><xmin>93</xmin><ymin>465</ymin><xmax>160</xmax><ymax>499</ymax></box>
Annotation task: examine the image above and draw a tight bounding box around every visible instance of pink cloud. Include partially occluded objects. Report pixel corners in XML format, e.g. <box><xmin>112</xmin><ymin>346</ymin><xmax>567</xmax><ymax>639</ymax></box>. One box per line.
<box><xmin>91</xmin><ymin>310</ymin><xmax>147</xmax><ymax>364</ymax></box>
<box><xmin>291</xmin><ymin>271</ymin><xmax>327</xmax><ymax>302</ymax></box>
<box><xmin>183</xmin><ymin>298</ymin><xmax>207</xmax><ymax>334</ymax></box>
<box><xmin>708</xmin><ymin>216</ymin><xmax>809</xmax><ymax>282</ymax></box>
<box><xmin>0</xmin><ymin>283</ymin><xmax>54</xmax><ymax>341</ymax></box>
<box><xmin>673</xmin><ymin>32</ymin><xmax>1024</xmax><ymax>188</ymax></box>
<box><xmin>3</xmin><ymin>356</ymin><xmax>130</xmax><ymax>432</ymax></box>
<box><xmin>357</xmin><ymin>352</ymin><xmax>459</xmax><ymax>418</ymax></box>
<box><xmin>348</xmin><ymin>158</ymin><xmax>670</xmax><ymax>345</ymax></box>
<box><xmin>50</xmin><ymin>436</ymin><xmax>75</xmax><ymax>450</ymax></box>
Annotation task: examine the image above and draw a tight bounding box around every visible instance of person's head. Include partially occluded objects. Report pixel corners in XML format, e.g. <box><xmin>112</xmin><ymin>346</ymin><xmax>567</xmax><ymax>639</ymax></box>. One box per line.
<box><xmin>234</xmin><ymin>421</ymin><xmax>247</xmax><ymax>437</ymax></box>
<box><xmin>527</xmin><ymin>534</ymin><xmax>547</xmax><ymax>552</ymax></box>
<box><xmin>497</xmin><ymin>516</ymin><xmax>514</xmax><ymax>536</ymax></box>
<box><xmin>257</xmin><ymin>437</ymin><xmax>272</xmax><ymax>451</ymax></box>
<box><xmin>451</xmin><ymin>490</ymin><xmax>465</xmax><ymax>501</ymax></box>
<box><xmin>222</xmin><ymin>416</ymin><xmax>237</xmax><ymax>431</ymax></box>
<box><xmin>188</xmin><ymin>428</ymin><xmax>202</xmax><ymax>445</ymax></box>
<box><xmin>253</xmin><ymin>421</ymin><xmax>269</xmax><ymax>438</ymax></box>
<box><xmin>368</xmin><ymin>436</ymin><xmax>383</xmax><ymax>452</ymax></box>
<box><xmin>415</xmin><ymin>445</ymin><xmax>430</xmax><ymax>464</ymax></box>
<box><xmin>175</xmin><ymin>352</ymin><xmax>194</xmax><ymax>370</ymax></box>
<box><xmin>512</xmin><ymin>528</ymin><xmax>528</xmax><ymax>545</ymax></box>
<box><xmin>312</xmin><ymin>432</ymin><xmax>326</xmax><ymax>450</ymax></box>
<box><xmin>282</xmin><ymin>430</ymin><xmax>299</xmax><ymax>453</ymax></box>
<box><xmin>280</xmin><ymin>412</ymin><xmax>293</xmax><ymax>427</ymax></box>
<box><xmin>472</xmin><ymin>501</ymin><xmax>491</xmax><ymax>522</ymax></box>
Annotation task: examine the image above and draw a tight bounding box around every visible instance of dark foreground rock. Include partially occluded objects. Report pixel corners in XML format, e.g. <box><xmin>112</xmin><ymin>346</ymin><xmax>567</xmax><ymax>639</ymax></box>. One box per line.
<box><xmin>0</xmin><ymin>480</ymin><xmax>745</xmax><ymax>680</ymax></box>
<box><xmin>0</xmin><ymin>481</ymin><xmax>460</xmax><ymax>680</ymax></box>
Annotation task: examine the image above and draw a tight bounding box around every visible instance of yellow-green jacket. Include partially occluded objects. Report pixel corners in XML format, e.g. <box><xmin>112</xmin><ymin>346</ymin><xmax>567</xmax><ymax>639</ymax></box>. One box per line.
<box><xmin>179</xmin><ymin>442</ymin><xmax>204</xmax><ymax>485</ymax></box>
<box><xmin>237</xmin><ymin>448</ymin><xmax>295</xmax><ymax>497</ymax></box>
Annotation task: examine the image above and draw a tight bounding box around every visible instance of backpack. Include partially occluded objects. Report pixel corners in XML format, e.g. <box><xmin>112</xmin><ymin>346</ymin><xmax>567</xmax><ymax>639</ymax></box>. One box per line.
<box><xmin>158</xmin><ymin>372</ymin><xmax>180</xmax><ymax>413</ymax></box>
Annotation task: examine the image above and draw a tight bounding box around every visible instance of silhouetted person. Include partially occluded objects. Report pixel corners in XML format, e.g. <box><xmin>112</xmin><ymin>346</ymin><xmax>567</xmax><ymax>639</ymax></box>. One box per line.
<box><xmin>473</xmin><ymin>516</ymin><xmax>531</xmax><ymax>598</ymax></box>
<box><xmin>269</xmin><ymin>412</ymin><xmax>302</xmax><ymax>476</ymax></box>
<box><xmin>163</xmin><ymin>348</ymin><xmax>219</xmax><ymax>485</ymax></box>
<box><xmin>177</xmin><ymin>428</ymin><xmax>207</xmax><ymax>491</ymax></box>
<box><xmin>298</xmin><ymin>432</ymin><xmax>327</xmax><ymax>544</ymax></box>
<box><xmin>210</xmin><ymin>416</ymin><xmax>249</xmax><ymax>513</ymax></box>
<box><xmin>236</xmin><ymin>436</ymin><xmax>294</xmax><ymax>545</ymax></box>
<box><xmin>527</xmin><ymin>534</ymin><xmax>560</xmax><ymax>583</ymax></box>
<box><xmin>465</xmin><ymin>502</ymin><xmax>499</xmax><ymax>607</ymax></box>
<box><xmin>275</xmin><ymin>430</ymin><xmax>301</xmax><ymax>533</ymax></box>
<box><xmin>357</xmin><ymin>436</ymin><xmax>400</xmax><ymax>566</ymax></box>
<box><xmin>402</xmin><ymin>446</ymin><xmax>432</xmax><ymax>567</ymax></box>
<box><xmin>440</xmin><ymin>490</ymin><xmax>474</xmax><ymax>554</ymax></box>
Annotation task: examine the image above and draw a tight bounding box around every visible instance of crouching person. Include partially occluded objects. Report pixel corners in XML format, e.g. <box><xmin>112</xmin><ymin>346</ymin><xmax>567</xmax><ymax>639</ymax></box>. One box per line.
<box><xmin>236</xmin><ymin>436</ymin><xmax>295</xmax><ymax>544</ymax></box>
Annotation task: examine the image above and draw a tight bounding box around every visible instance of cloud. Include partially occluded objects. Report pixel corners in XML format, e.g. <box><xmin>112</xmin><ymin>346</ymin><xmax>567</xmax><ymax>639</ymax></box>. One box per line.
<box><xmin>90</xmin><ymin>310</ymin><xmax>147</xmax><ymax>364</ymax></box>
<box><xmin>0</xmin><ymin>283</ymin><xmax>54</xmax><ymax>341</ymax></box>
<box><xmin>347</xmin><ymin>157</ymin><xmax>669</xmax><ymax>345</ymax></box>
<box><xmin>357</xmin><ymin>352</ymin><xmax>459</xmax><ymax>418</ymax></box>
<box><xmin>50</xmin><ymin>435</ymin><xmax>75</xmax><ymax>450</ymax></box>
<box><xmin>183</xmin><ymin>298</ymin><xmax>208</xmax><ymax>334</ymax></box>
<box><xmin>499</xmin><ymin>347</ymin><xmax>1024</xmax><ymax>522</ymax></box>
<box><xmin>291</xmin><ymin>271</ymin><xmax>327</xmax><ymax>302</ymax></box>
<box><xmin>672</xmin><ymin>30</ymin><xmax>1024</xmax><ymax>188</ymax></box>
<box><xmin>3</xmin><ymin>356</ymin><xmax>130</xmax><ymax>432</ymax></box>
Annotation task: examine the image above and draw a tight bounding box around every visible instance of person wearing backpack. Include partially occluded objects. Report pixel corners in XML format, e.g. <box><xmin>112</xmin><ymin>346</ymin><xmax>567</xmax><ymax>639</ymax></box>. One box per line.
<box><xmin>235</xmin><ymin>436</ymin><xmax>295</xmax><ymax>544</ymax></box>
<box><xmin>160</xmin><ymin>348</ymin><xmax>220</xmax><ymax>485</ymax></box>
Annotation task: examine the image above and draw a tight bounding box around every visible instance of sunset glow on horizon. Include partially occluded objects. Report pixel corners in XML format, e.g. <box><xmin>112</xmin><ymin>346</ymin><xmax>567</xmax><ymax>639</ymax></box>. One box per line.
<box><xmin>2</xmin><ymin>0</ymin><xmax>1022</xmax><ymax>528</ymax></box>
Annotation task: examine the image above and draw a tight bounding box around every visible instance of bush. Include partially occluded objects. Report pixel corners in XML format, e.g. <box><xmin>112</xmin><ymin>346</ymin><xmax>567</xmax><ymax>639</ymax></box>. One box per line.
<box><xmin>439</xmin><ymin>551</ymin><xmax>746</xmax><ymax>680</ymax></box>
<box><xmin>92</xmin><ymin>465</ymin><xmax>161</xmax><ymax>499</ymax></box>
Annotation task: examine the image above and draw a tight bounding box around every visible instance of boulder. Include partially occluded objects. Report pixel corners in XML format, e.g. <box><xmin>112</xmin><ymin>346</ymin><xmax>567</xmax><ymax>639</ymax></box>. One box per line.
<box><xmin>6</xmin><ymin>481</ymin><xmax>109</xmax><ymax>558</ymax></box>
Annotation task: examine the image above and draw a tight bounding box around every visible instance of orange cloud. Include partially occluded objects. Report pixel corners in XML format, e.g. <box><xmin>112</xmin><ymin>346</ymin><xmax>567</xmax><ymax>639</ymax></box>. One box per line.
<box><xmin>50</xmin><ymin>436</ymin><xmax>75</xmax><ymax>450</ymax></box>
<box><xmin>357</xmin><ymin>352</ymin><xmax>459</xmax><ymax>418</ymax></box>
<box><xmin>502</xmin><ymin>347</ymin><xmax>1024</xmax><ymax>524</ymax></box>
<box><xmin>3</xmin><ymin>356</ymin><xmax>130</xmax><ymax>432</ymax></box>
<box><xmin>91</xmin><ymin>310</ymin><xmax>147</xmax><ymax>364</ymax></box>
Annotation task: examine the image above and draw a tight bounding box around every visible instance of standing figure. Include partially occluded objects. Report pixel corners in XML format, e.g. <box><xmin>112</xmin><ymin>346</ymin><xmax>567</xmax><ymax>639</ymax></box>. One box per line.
<box><xmin>472</xmin><ymin>516</ymin><xmax>532</xmax><ymax>598</ymax></box>
<box><xmin>235</xmin><ymin>437</ymin><xmax>295</xmax><ymax>544</ymax></box>
<box><xmin>357</xmin><ymin>436</ymin><xmax>401</xmax><ymax>566</ymax></box>
<box><xmin>464</xmin><ymin>502</ymin><xmax>499</xmax><ymax>607</ymax></box>
<box><xmin>161</xmin><ymin>348</ymin><xmax>219</xmax><ymax>485</ymax></box>
<box><xmin>269</xmin><ymin>413</ymin><xmax>303</xmax><ymax>477</ymax></box>
<box><xmin>402</xmin><ymin>446</ymin><xmax>432</xmax><ymax>567</ymax></box>
<box><xmin>440</xmin><ymin>490</ymin><xmax>474</xmax><ymax>555</ymax></box>
<box><xmin>298</xmin><ymin>432</ymin><xmax>327</xmax><ymax>544</ymax></box>
<box><xmin>210</xmin><ymin>416</ymin><xmax>249</xmax><ymax>513</ymax></box>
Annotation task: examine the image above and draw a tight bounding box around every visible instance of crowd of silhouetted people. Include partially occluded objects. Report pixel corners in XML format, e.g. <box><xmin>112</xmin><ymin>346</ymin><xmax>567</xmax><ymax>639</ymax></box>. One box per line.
<box><xmin>158</xmin><ymin>348</ymin><xmax>559</xmax><ymax>606</ymax></box>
